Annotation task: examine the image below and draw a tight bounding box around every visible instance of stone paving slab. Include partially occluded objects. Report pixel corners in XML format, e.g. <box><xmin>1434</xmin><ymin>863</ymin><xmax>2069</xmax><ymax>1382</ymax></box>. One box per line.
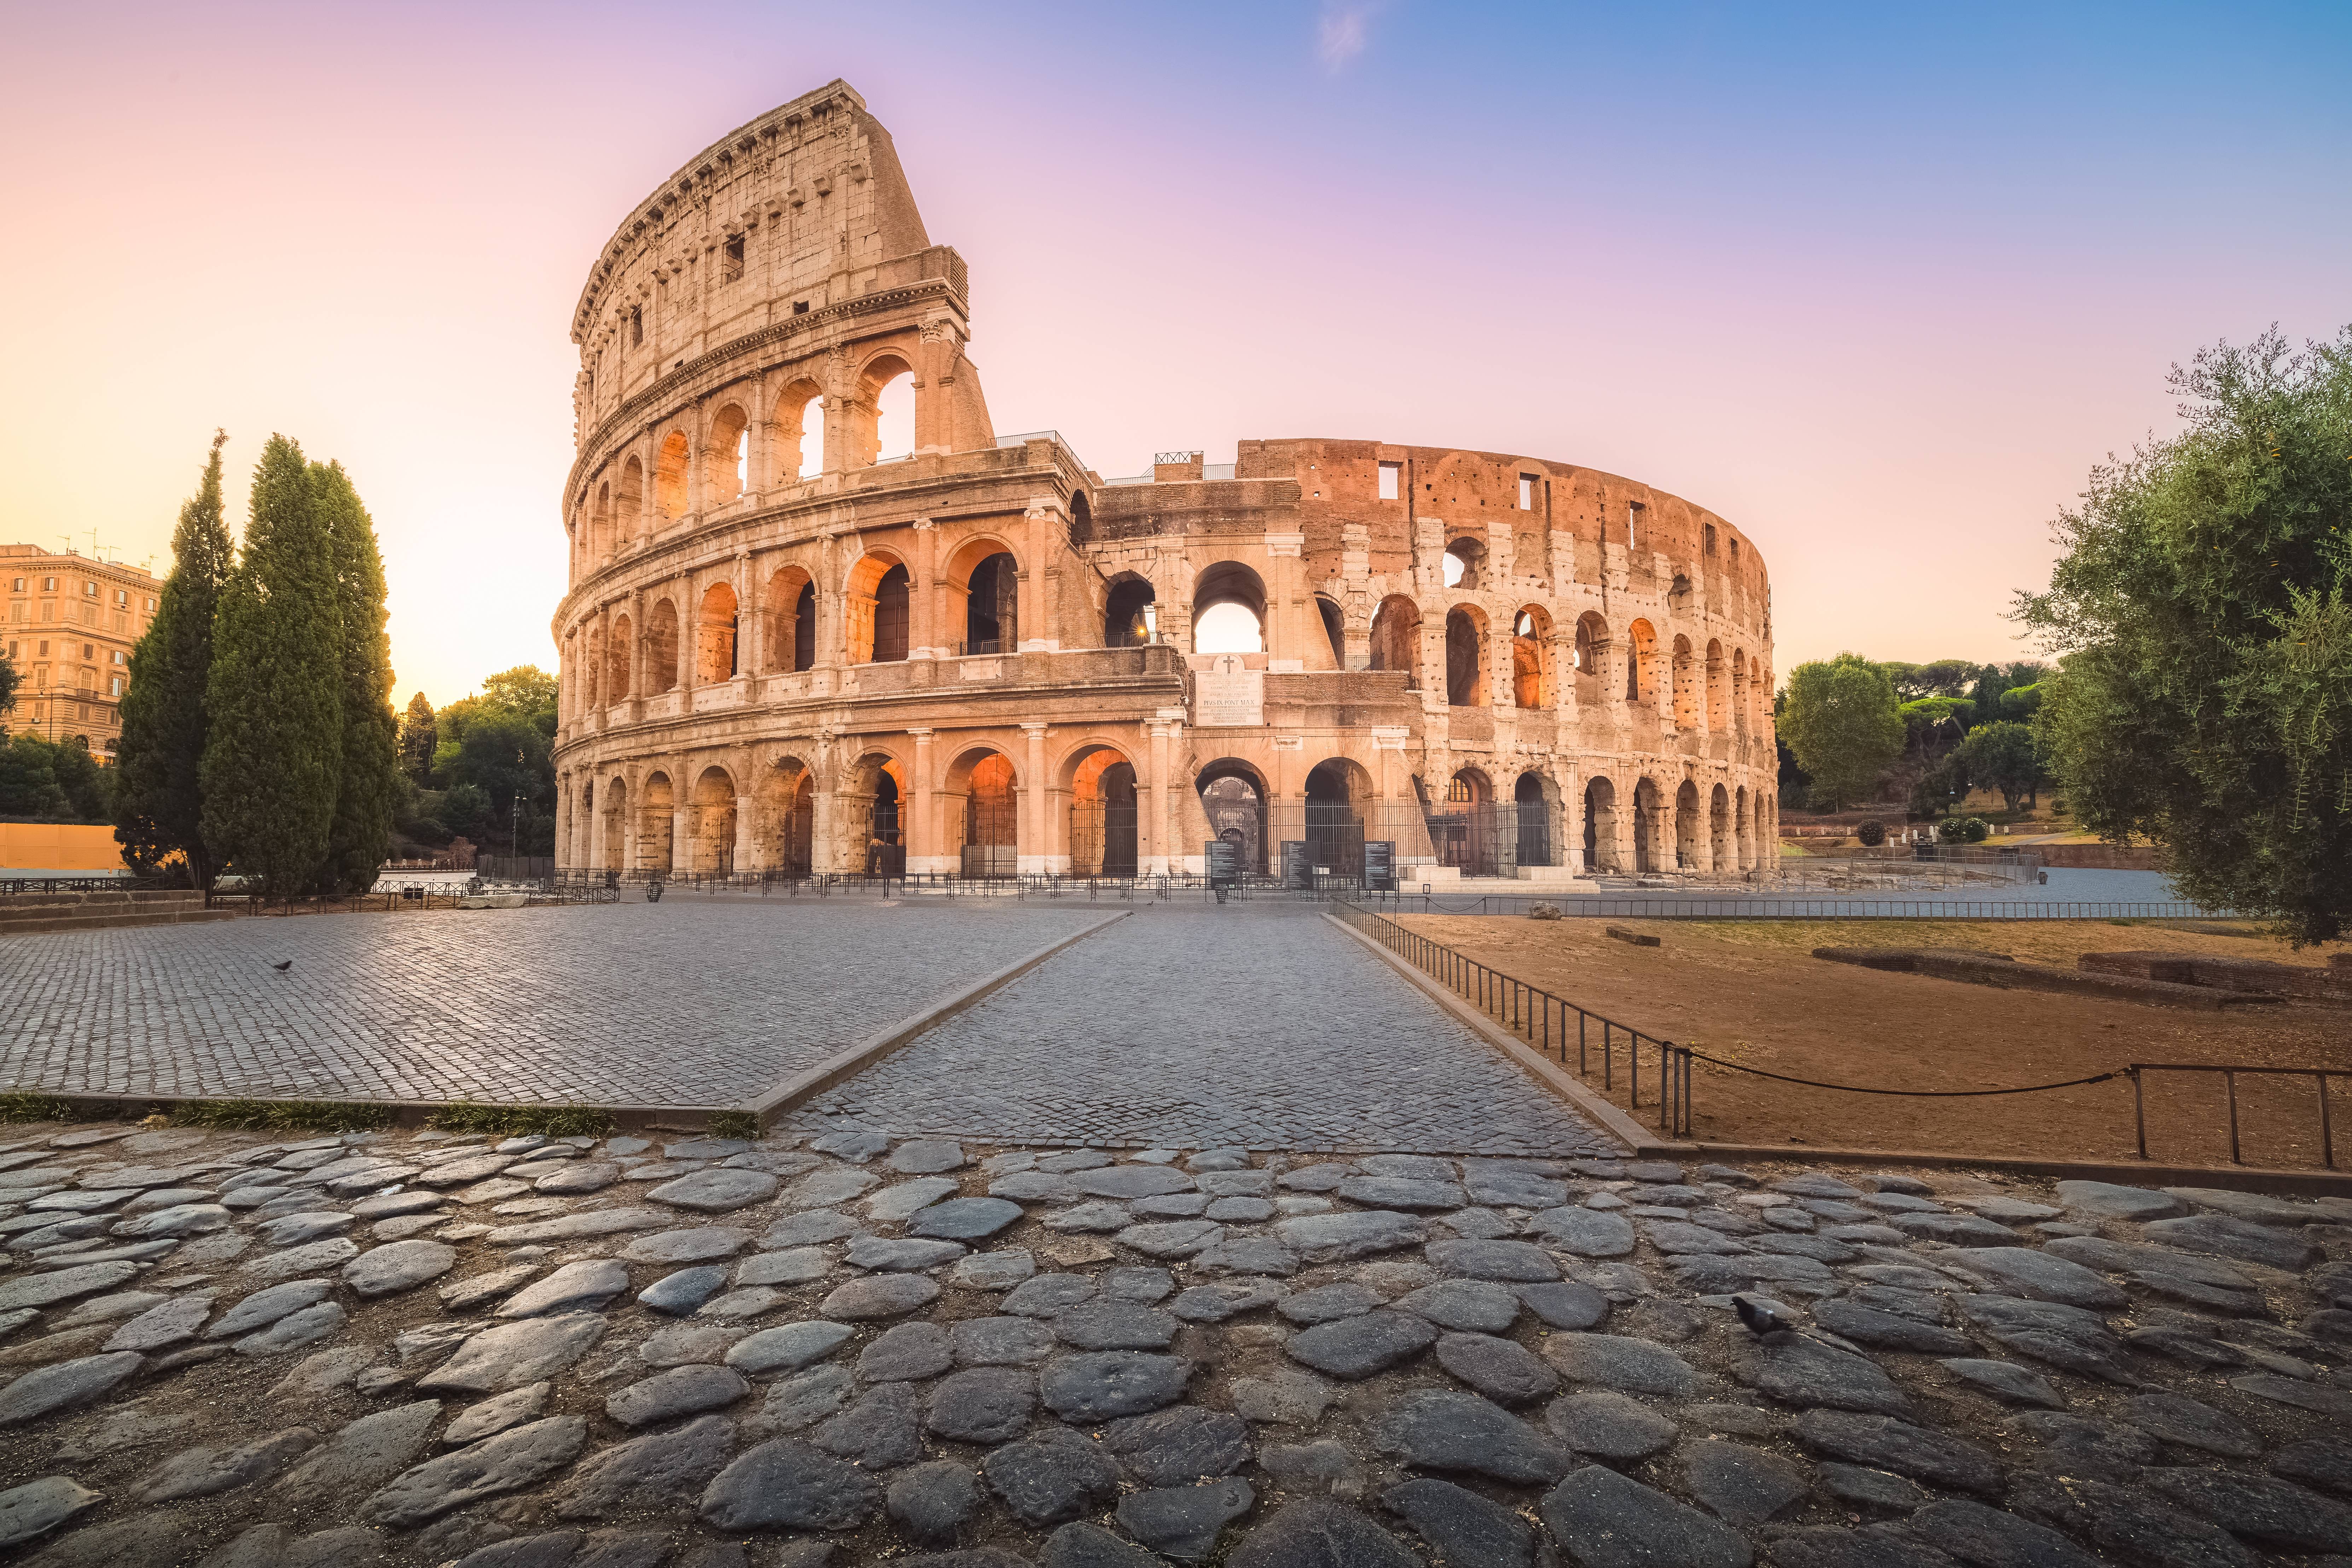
<box><xmin>790</xmin><ymin>907</ymin><xmax>1620</xmax><ymax>1157</ymax></box>
<box><xmin>0</xmin><ymin>1120</ymin><xmax>2346</xmax><ymax>1568</ymax></box>
<box><xmin>0</xmin><ymin>904</ymin><xmax>1103</xmax><ymax>1108</ymax></box>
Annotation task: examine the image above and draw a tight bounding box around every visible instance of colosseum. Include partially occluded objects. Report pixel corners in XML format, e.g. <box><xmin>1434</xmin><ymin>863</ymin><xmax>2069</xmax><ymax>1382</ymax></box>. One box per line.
<box><xmin>550</xmin><ymin>81</ymin><xmax>1777</xmax><ymax>887</ymax></box>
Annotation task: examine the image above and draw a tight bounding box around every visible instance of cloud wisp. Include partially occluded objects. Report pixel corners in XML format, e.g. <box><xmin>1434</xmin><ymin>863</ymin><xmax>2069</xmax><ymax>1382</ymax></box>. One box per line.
<box><xmin>1317</xmin><ymin>0</ymin><xmax>1386</xmax><ymax>71</ymax></box>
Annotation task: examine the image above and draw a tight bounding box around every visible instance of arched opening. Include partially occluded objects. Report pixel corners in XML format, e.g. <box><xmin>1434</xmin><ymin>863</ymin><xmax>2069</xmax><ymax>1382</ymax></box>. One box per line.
<box><xmin>1573</xmin><ymin>612</ymin><xmax>1607</xmax><ymax>707</ymax></box>
<box><xmin>1632</xmin><ymin>776</ymin><xmax>1661</xmax><ymax>873</ymax></box>
<box><xmin>1068</xmin><ymin>491</ymin><xmax>1094</xmax><ymax>544</ymax></box>
<box><xmin>763</xmin><ymin>565</ymin><xmax>815</xmax><ymax>674</ymax></box>
<box><xmin>1369</xmin><ymin>595</ymin><xmax>1421</xmax><ymax>689</ymax></box>
<box><xmin>1735</xmin><ymin>785</ymin><xmax>1751</xmax><ymax>872</ymax></box>
<box><xmin>706</xmin><ymin>403</ymin><xmax>750</xmax><ymax>508</ymax></box>
<box><xmin>639</xmin><ymin>772</ymin><xmax>675</xmax><ymax>872</ymax></box>
<box><xmin>958</xmin><ymin>548</ymin><xmax>1019</xmax><ymax>655</ymax></box>
<box><xmin>845</xmin><ymin>554</ymin><xmax>910</xmax><ymax>664</ymax></box>
<box><xmin>1105</xmin><ymin>575</ymin><xmax>1156</xmax><ymax>647</ymax></box>
<box><xmin>1302</xmin><ymin>757</ymin><xmax>1370</xmax><ymax>879</ymax></box>
<box><xmin>617</xmin><ymin>456</ymin><xmax>645</xmax><ymax>547</ymax></box>
<box><xmin>1442</xmin><ymin>535</ymin><xmax>1485</xmax><ymax>591</ymax></box>
<box><xmin>592</xmin><ymin>481</ymin><xmax>614</xmax><ymax>565</ymax></box>
<box><xmin>692</xmin><ymin>767</ymin><xmax>738</xmax><ymax>875</ymax></box>
<box><xmin>1430</xmin><ymin>767</ymin><xmax>1499</xmax><ymax>877</ymax></box>
<box><xmin>1731</xmin><ymin>650</ymin><xmax>1750</xmax><ymax>738</ymax></box>
<box><xmin>1584</xmin><ymin>776</ymin><xmax>1618</xmax><ymax>873</ymax></box>
<box><xmin>1710</xmin><ymin>783</ymin><xmax>1733</xmax><ymax>872</ymax></box>
<box><xmin>1515</xmin><ymin>771</ymin><xmax>1558</xmax><ymax>867</ymax></box>
<box><xmin>1675</xmin><ymin>779</ymin><xmax>1702</xmax><ymax>870</ymax></box>
<box><xmin>1067</xmin><ymin>746</ymin><xmax>1138</xmax><ymax>877</ymax></box>
<box><xmin>645</xmin><ymin>600</ymin><xmax>680</xmax><ymax>693</ymax></box>
<box><xmin>769</xmin><ymin>381</ymin><xmax>824</xmax><ymax>481</ymax></box>
<box><xmin>841</xmin><ymin>752</ymin><xmax>907</xmax><ymax>876</ymax></box>
<box><xmin>860</xmin><ymin>355</ymin><xmax>916</xmax><ymax>466</ymax></box>
<box><xmin>606</xmin><ymin>614</ymin><xmax>633</xmax><ymax>701</ymax></box>
<box><xmin>759</xmin><ymin>759</ymin><xmax>815</xmax><ymax>877</ymax></box>
<box><xmin>602</xmin><ymin>777</ymin><xmax>628</xmax><ymax>868</ymax></box>
<box><xmin>1511</xmin><ymin>606</ymin><xmax>1552</xmax><ymax>708</ymax></box>
<box><xmin>655</xmin><ymin>430</ymin><xmax>691</xmax><ymax>522</ymax></box>
<box><xmin>1706</xmin><ymin>639</ymin><xmax>1728</xmax><ymax>732</ymax></box>
<box><xmin>1671</xmin><ymin>635</ymin><xmax>1698</xmax><ymax>729</ymax></box>
<box><xmin>1444</xmin><ymin>605</ymin><xmax>1486</xmax><ymax>707</ymax></box>
<box><xmin>945</xmin><ymin>749</ymin><xmax>1017</xmax><ymax>878</ymax></box>
<box><xmin>1626</xmin><ymin>619</ymin><xmax>1657</xmax><ymax>708</ymax></box>
<box><xmin>1195</xmin><ymin>760</ymin><xmax>1268</xmax><ymax>876</ymax></box>
<box><xmin>1191</xmin><ymin>561</ymin><xmax>1266</xmax><ymax>654</ymax></box>
<box><xmin>1314</xmin><ymin>596</ymin><xmax>1346</xmax><ymax>669</ymax></box>
<box><xmin>697</xmin><ymin>582</ymin><xmax>739</xmax><ymax>684</ymax></box>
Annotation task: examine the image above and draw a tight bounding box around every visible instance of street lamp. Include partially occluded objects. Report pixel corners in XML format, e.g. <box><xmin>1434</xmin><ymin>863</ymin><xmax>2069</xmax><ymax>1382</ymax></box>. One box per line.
<box><xmin>512</xmin><ymin>792</ymin><xmax>523</xmax><ymax>862</ymax></box>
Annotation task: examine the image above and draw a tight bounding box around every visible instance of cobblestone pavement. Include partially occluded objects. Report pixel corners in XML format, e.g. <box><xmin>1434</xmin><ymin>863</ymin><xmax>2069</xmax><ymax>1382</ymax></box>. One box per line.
<box><xmin>792</xmin><ymin>906</ymin><xmax>1618</xmax><ymax>1158</ymax></box>
<box><xmin>0</xmin><ymin>904</ymin><xmax>1101</xmax><ymax>1108</ymax></box>
<box><xmin>0</xmin><ymin>1119</ymin><xmax>2346</xmax><ymax>1568</ymax></box>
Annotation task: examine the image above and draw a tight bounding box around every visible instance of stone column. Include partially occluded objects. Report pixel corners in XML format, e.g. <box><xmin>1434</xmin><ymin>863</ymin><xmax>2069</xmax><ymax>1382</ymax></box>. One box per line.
<box><xmin>911</xmin><ymin>518</ymin><xmax>939</xmax><ymax>658</ymax></box>
<box><xmin>628</xmin><ymin>591</ymin><xmax>646</xmax><ymax>715</ymax></box>
<box><xmin>1019</xmin><ymin>722</ymin><xmax>1049</xmax><ymax>873</ymax></box>
<box><xmin>671</xmin><ymin>758</ymin><xmax>692</xmax><ymax>876</ymax></box>
<box><xmin>734</xmin><ymin>792</ymin><xmax>755</xmax><ymax>874</ymax></box>
<box><xmin>1265</xmin><ymin>532</ymin><xmax>1306</xmax><ymax>669</ymax></box>
<box><xmin>553</xmin><ymin>774</ymin><xmax>570</xmax><ymax>868</ymax></box>
<box><xmin>734</xmin><ymin>550</ymin><xmax>757</xmax><ymax>683</ymax></box>
<box><xmin>907</xmin><ymin>728</ymin><xmax>937</xmax><ymax>873</ymax></box>
<box><xmin>622</xmin><ymin>767</ymin><xmax>640</xmax><ymax>871</ymax></box>
<box><xmin>1145</xmin><ymin>720</ymin><xmax>1171</xmax><ymax>874</ymax></box>
<box><xmin>1021</xmin><ymin>501</ymin><xmax>1058</xmax><ymax>652</ymax></box>
<box><xmin>586</xmin><ymin>777</ymin><xmax>604</xmax><ymax>873</ymax></box>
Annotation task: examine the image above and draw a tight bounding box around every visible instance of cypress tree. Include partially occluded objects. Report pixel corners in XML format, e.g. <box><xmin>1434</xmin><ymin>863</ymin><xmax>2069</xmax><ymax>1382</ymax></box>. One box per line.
<box><xmin>115</xmin><ymin>430</ymin><xmax>234</xmax><ymax>886</ymax></box>
<box><xmin>201</xmin><ymin>435</ymin><xmax>344</xmax><ymax>896</ymax></box>
<box><xmin>398</xmin><ymin>692</ymin><xmax>437</xmax><ymax>783</ymax></box>
<box><xmin>313</xmin><ymin>461</ymin><xmax>397</xmax><ymax>893</ymax></box>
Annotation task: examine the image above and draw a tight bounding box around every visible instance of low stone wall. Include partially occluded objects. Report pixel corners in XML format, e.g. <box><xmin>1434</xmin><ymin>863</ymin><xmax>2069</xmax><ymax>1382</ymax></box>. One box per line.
<box><xmin>2083</xmin><ymin>950</ymin><xmax>2352</xmax><ymax>1007</ymax></box>
<box><xmin>1811</xmin><ymin>946</ymin><xmax>2275</xmax><ymax>1010</ymax></box>
<box><xmin>0</xmin><ymin>888</ymin><xmax>228</xmax><ymax>936</ymax></box>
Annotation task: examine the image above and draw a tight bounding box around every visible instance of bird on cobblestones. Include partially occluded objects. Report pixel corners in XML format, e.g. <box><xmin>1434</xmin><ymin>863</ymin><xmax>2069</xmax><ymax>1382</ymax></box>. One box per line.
<box><xmin>1732</xmin><ymin>1295</ymin><xmax>1794</xmax><ymax>1337</ymax></box>
<box><xmin>271</xmin><ymin>960</ymin><xmax>293</xmax><ymax>972</ymax></box>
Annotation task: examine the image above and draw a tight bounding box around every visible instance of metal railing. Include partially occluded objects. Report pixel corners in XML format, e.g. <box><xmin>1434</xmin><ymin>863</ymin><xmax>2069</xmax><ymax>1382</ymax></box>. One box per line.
<box><xmin>1335</xmin><ymin>902</ymin><xmax>1693</xmax><ymax>1135</ymax></box>
<box><xmin>1351</xmin><ymin>892</ymin><xmax>2218</xmax><ymax>921</ymax></box>
<box><xmin>2130</xmin><ymin>1063</ymin><xmax>2342</xmax><ymax>1169</ymax></box>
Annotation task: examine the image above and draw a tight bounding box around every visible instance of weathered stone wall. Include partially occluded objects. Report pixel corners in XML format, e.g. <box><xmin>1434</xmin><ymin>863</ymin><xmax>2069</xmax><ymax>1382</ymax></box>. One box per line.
<box><xmin>548</xmin><ymin>84</ymin><xmax>1778</xmax><ymax>883</ymax></box>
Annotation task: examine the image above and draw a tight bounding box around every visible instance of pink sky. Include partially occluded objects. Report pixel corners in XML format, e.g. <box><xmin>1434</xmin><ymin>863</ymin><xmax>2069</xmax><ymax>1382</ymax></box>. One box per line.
<box><xmin>3</xmin><ymin>2</ymin><xmax>2344</xmax><ymax>707</ymax></box>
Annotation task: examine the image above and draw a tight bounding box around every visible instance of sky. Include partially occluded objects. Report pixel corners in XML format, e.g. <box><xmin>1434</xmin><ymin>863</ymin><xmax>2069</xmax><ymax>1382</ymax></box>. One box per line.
<box><xmin>1</xmin><ymin>1</ymin><xmax>2345</xmax><ymax>707</ymax></box>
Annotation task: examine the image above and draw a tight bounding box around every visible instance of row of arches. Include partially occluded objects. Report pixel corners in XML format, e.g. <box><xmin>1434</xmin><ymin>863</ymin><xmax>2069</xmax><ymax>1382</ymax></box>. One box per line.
<box><xmin>576</xmin><ymin>353</ymin><xmax>921</xmax><ymax>573</ymax></box>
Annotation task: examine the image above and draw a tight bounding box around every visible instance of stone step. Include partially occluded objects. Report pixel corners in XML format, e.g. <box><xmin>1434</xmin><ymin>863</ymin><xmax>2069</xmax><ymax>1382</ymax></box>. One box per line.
<box><xmin>0</xmin><ymin>908</ymin><xmax>236</xmax><ymax>937</ymax></box>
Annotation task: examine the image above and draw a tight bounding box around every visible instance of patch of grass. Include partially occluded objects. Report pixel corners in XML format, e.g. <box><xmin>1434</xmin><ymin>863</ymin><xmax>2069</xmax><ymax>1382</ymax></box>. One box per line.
<box><xmin>0</xmin><ymin>1092</ymin><xmax>76</xmax><ymax>1125</ymax></box>
<box><xmin>167</xmin><ymin>1099</ymin><xmax>395</xmax><ymax>1134</ymax></box>
<box><xmin>429</xmin><ymin>1101</ymin><xmax>616</xmax><ymax>1138</ymax></box>
<box><xmin>706</xmin><ymin>1110</ymin><xmax>759</xmax><ymax>1142</ymax></box>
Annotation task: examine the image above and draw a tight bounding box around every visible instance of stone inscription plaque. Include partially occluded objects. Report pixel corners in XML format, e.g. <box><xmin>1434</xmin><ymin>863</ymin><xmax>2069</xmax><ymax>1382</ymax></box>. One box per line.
<box><xmin>1192</xmin><ymin>657</ymin><xmax>1264</xmax><ymax>728</ymax></box>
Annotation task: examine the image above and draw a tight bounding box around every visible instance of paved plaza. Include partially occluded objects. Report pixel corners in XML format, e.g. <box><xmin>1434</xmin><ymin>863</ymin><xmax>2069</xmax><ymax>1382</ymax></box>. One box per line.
<box><xmin>0</xmin><ymin>902</ymin><xmax>1105</xmax><ymax>1108</ymax></box>
<box><xmin>791</xmin><ymin>906</ymin><xmax>1618</xmax><ymax>1157</ymax></box>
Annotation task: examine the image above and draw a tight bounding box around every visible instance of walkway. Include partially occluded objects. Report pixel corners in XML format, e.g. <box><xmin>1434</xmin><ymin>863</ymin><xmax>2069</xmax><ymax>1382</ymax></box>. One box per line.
<box><xmin>791</xmin><ymin>905</ymin><xmax>1618</xmax><ymax>1156</ymax></box>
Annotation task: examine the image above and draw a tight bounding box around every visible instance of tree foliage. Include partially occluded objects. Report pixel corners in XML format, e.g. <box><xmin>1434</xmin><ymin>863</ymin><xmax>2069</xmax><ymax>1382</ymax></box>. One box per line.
<box><xmin>397</xmin><ymin>693</ymin><xmax>437</xmax><ymax>783</ymax></box>
<box><xmin>0</xmin><ymin>646</ymin><xmax>19</xmax><ymax>719</ymax></box>
<box><xmin>0</xmin><ymin>733</ymin><xmax>109</xmax><ymax>820</ymax></box>
<box><xmin>114</xmin><ymin>430</ymin><xmax>233</xmax><ymax>884</ymax></box>
<box><xmin>1780</xmin><ymin>654</ymin><xmax>1906</xmax><ymax>810</ymax></box>
<box><xmin>1955</xmin><ymin>720</ymin><xmax>2046</xmax><ymax>812</ymax></box>
<box><xmin>313</xmin><ymin>461</ymin><xmax>397</xmax><ymax>893</ymax></box>
<box><xmin>201</xmin><ymin>435</ymin><xmax>344</xmax><ymax>895</ymax></box>
<box><xmin>2018</xmin><ymin>325</ymin><xmax>2352</xmax><ymax>943</ymax></box>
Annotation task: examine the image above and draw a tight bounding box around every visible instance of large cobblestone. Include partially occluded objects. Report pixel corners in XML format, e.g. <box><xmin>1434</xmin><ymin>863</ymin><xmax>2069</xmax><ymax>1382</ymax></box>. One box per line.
<box><xmin>0</xmin><ymin>902</ymin><xmax>1100</xmax><ymax>1107</ymax></box>
<box><xmin>791</xmin><ymin>907</ymin><xmax>1617</xmax><ymax>1156</ymax></box>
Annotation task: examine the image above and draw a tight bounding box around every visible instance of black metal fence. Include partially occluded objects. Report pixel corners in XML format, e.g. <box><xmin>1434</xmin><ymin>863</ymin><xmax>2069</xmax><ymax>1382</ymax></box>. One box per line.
<box><xmin>1352</xmin><ymin>892</ymin><xmax>2220</xmax><ymax>921</ymax></box>
<box><xmin>2130</xmin><ymin>1063</ymin><xmax>2342</xmax><ymax>1169</ymax></box>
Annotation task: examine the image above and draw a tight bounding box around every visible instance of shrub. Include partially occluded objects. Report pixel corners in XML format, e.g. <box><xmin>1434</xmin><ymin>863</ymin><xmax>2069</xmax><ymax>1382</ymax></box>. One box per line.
<box><xmin>1856</xmin><ymin>819</ymin><xmax>1887</xmax><ymax>847</ymax></box>
<box><xmin>1939</xmin><ymin>816</ymin><xmax>1990</xmax><ymax>844</ymax></box>
<box><xmin>707</xmin><ymin>1110</ymin><xmax>760</xmax><ymax>1141</ymax></box>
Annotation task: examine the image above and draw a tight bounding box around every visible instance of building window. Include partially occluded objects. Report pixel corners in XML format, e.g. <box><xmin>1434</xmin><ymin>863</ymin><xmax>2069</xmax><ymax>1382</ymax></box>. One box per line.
<box><xmin>1628</xmin><ymin>501</ymin><xmax>1645</xmax><ymax>553</ymax></box>
<box><xmin>41</xmin><ymin>603</ymin><xmax>53</xmax><ymax>621</ymax></box>
<box><xmin>721</xmin><ymin>234</ymin><xmax>745</xmax><ymax>283</ymax></box>
<box><xmin>9</xmin><ymin>577</ymin><xmax>21</xmax><ymax>591</ymax></box>
<box><xmin>1518</xmin><ymin>474</ymin><xmax>1535</xmax><ymax>511</ymax></box>
<box><xmin>84</xmin><ymin>581</ymin><xmax>97</xmax><ymax>597</ymax></box>
<box><xmin>42</xmin><ymin>577</ymin><xmax>57</xmax><ymax>592</ymax></box>
<box><xmin>111</xmin><ymin>649</ymin><xmax>125</xmax><ymax>665</ymax></box>
<box><xmin>1377</xmin><ymin>461</ymin><xmax>1401</xmax><ymax>501</ymax></box>
<box><xmin>1730</xmin><ymin>538</ymin><xmax>1741</xmax><ymax>563</ymax></box>
<box><xmin>629</xmin><ymin>307</ymin><xmax>643</xmax><ymax>346</ymax></box>
<box><xmin>114</xmin><ymin>589</ymin><xmax>127</xmax><ymax>607</ymax></box>
<box><xmin>144</xmin><ymin>596</ymin><xmax>156</xmax><ymax>611</ymax></box>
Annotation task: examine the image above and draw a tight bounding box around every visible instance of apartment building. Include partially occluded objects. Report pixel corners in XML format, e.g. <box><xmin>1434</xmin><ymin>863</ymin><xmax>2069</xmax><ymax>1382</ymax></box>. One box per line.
<box><xmin>2</xmin><ymin>544</ymin><xmax>163</xmax><ymax>758</ymax></box>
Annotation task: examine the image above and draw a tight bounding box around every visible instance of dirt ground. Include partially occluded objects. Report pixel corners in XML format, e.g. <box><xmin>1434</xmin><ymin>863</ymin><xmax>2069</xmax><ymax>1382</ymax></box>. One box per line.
<box><xmin>1399</xmin><ymin>915</ymin><xmax>2351</xmax><ymax>1168</ymax></box>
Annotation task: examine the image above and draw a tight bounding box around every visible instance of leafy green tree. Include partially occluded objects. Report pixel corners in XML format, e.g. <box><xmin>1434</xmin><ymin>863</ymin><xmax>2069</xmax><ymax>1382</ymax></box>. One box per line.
<box><xmin>397</xmin><ymin>693</ymin><xmax>437</xmax><ymax>784</ymax></box>
<box><xmin>2018</xmin><ymin>325</ymin><xmax>2352</xmax><ymax>943</ymax></box>
<box><xmin>433</xmin><ymin>664</ymin><xmax>558</xmax><ymax>848</ymax></box>
<box><xmin>53</xmin><ymin>737</ymin><xmax>109</xmax><ymax>820</ymax></box>
<box><xmin>1780</xmin><ymin>654</ymin><xmax>1906</xmax><ymax>810</ymax></box>
<box><xmin>1955</xmin><ymin>720</ymin><xmax>2046</xmax><ymax>812</ymax></box>
<box><xmin>1891</xmin><ymin>658</ymin><xmax>1976</xmax><ymax>699</ymax></box>
<box><xmin>0</xmin><ymin>645</ymin><xmax>20</xmax><ymax>719</ymax></box>
<box><xmin>313</xmin><ymin>461</ymin><xmax>397</xmax><ymax>893</ymax></box>
<box><xmin>114</xmin><ymin>430</ymin><xmax>234</xmax><ymax>884</ymax></box>
<box><xmin>0</xmin><ymin>734</ymin><xmax>68</xmax><ymax>818</ymax></box>
<box><xmin>1997</xmin><ymin>682</ymin><xmax>2045</xmax><ymax>721</ymax></box>
<box><xmin>201</xmin><ymin>435</ymin><xmax>344</xmax><ymax>896</ymax></box>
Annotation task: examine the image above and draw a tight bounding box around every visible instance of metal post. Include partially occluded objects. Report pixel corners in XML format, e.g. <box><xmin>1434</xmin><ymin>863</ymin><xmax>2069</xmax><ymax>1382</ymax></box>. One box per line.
<box><xmin>1659</xmin><ymin>1044</ymin><xmax>1668</xmax><ymax>1129</ymax></box>
<box><xmin>2225</xmin><ymin>1069</ymin><xmax>2241</xmax><ymax>1165</ymax></box>
<box><xmin>2321</xmin><ymin>1072</ymin><xmax>2336</xmax><ymax>1172</ymax></box>
<box><xmin>1579</xmin><ymin>1012</ymin><xmax>1587</xmax><ymax>1075</ymax></box>
<box><xmin>1630</xmin><ymin>1033</ymin><xmax>1639</xmax><ymax>1110</ymax></box>
<box><xmin>1603</xmin><ymin>1022</ymin><xmax>1611</xmax><ymax>1090</ymax></box>
<box><xmin>2131</xmin><ymin>1067</ymin><xmax>2147</xmax><ymax>1159</ymax></box>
